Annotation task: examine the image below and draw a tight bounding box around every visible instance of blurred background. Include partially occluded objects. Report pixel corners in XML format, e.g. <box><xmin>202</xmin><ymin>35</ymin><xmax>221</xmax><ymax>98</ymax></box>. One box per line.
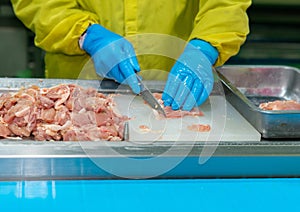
<box><xmin>0</xmin><ymin>0</ymin><xmax>300</xmax><ymax>78</ymax></box>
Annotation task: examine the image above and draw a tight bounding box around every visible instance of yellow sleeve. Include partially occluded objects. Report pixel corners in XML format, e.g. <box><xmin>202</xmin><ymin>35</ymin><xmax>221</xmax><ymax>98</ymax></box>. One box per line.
<box><xmin>189</xmin><ymin>0</ymin><xmax>251</xmax><ymax>66</ymax></box>
<box><xmin>11</xmin><ymin>0</ymin><xmax>99</xmax><ymax>55</ymax></box>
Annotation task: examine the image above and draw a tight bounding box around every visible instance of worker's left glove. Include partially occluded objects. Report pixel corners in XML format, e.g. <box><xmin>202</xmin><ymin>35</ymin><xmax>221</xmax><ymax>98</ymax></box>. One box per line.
<box><xmin>162</xmin><ymin>39</ymin><xmax>219</xmax><ymax>111</ymax></box>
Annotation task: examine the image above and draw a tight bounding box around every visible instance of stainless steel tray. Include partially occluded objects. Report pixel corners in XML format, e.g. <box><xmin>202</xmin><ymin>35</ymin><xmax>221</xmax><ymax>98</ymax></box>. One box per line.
<box><xmin>217</xmin><ymin>65</ymin><xmax>300</xmax><ymax>138</ymax></box>
<box><xmin>0</xmin><ymin>78</ymin><xmax>143</xmax><ymax>142</ymax></box>
<box><xmin>0</xmin><ymin>78</ymin><xmax>96</xmax><ymax>91</ymax></box>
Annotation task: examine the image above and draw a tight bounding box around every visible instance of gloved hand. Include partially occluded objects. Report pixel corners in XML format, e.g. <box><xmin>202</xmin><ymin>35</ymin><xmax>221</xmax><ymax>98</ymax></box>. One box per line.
<box><xmin>82</xmin><ymin>24</ymin><xmax>141</xmax><ymax>94</ymax></box>
<box><xmin>162</xmin><ymin>39</ymin><xmax>219</xmax><ymax>111</ymax></box>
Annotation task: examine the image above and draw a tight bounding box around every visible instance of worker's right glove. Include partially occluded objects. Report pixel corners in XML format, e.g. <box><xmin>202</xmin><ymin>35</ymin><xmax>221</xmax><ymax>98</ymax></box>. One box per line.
<box><xmin>82</xmin><ymin>24</ymin><xmax>141</xmax><ymax>94</ymax></box>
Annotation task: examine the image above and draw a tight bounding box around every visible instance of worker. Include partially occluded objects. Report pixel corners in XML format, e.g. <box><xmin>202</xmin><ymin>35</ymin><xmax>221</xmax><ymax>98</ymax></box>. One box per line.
<box><xmin>11</xmin><ymin>0</ymin><xmax>251</xmax><ymax>111</ymax></box>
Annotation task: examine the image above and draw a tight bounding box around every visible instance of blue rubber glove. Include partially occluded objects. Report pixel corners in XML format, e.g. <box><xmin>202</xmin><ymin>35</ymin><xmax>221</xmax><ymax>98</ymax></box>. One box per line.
<box><xmin>82</xmin><ymin>24</ymin><xmax>141</xmax><ymax>94</ymax></box>
<box><xmin>162</xmin><ymin>39</ymin><xmax>219</xmax><ymax>111</ymax></box>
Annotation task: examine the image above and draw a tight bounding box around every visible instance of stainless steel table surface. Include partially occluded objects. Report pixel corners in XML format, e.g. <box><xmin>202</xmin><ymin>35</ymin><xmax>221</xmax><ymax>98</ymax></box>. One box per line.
<box><xmin>1</xmin><ymin>139</ymin><xmax>300</xmax><ymax>180</ymax></box>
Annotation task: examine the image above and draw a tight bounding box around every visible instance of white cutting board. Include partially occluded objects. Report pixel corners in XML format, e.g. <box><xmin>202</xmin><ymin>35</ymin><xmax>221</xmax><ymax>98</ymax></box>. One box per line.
<box><xmin>113</xmin><ymin>95</ymin><xmax>261</xmax><ymax>142</ymax></box>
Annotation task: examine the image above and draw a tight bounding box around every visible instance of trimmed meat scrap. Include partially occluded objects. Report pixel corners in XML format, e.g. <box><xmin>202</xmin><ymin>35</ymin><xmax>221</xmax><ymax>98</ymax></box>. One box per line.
<box><xmin>0</xmin><ymin>84</ymin><xmax>128</xmax><ymax>141</ymax></box>
<box><xmin>259</xmin><ymin>100</ymin><xmax>300</xmax><ymax>111</ymax></box>
<box><xmin>151</xmin><ymin>93</ymin><xmax>211</xmax><ymax>132</ymax></box>
<box><xmin>152</xmin><ymin>93</ymin><xmax>204</xmax><ymax>118</ymax></box>
<box><xmin>139</xmin><ymin>125</ymin><xmax>151</xmax><ymax>132</ymax></box>
<box><xmin>187</xmin><ymin>124</ymin><xmax>211</xmax><ymax>132</ymax></box>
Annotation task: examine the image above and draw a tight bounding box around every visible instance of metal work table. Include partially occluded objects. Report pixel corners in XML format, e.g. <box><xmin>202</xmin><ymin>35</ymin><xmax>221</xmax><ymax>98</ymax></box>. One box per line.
<box><xmin>1</xmin><ymin>139</ymin><xmax>300</xmax><ymax>180</ymax></box>
<box><xmin>1</xmin><ymin>138</ymin><xmax>300</xmax><ymax>211</ymax></box>
<box><xmin>0</xmin><ymin>76</ymin><xmax>299</xmax><ymax>180</ymax></box>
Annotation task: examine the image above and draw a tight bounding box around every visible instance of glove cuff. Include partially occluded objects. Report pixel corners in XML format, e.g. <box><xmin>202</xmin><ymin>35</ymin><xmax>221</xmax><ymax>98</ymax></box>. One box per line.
<box><xmin>189</xmin><ymin>39</ymin><xmax>219</xmax><ymax>65</ymax></box>
<box><xmin>81</xmin><ymin>24</ymin><xmax>113</xmax><ymax>56</ymax></box>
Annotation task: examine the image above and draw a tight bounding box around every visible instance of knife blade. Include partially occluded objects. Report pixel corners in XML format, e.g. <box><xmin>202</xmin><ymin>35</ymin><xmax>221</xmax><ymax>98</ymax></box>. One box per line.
<box><xmin>137</xmin><ymin>77</ymin><xmax>166</xmax><ymax>117</ymax></box>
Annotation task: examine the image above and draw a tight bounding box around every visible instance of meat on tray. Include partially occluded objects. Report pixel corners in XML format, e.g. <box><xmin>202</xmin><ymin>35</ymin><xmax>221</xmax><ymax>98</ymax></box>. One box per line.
<box><xmin>259</xmin><ymin>100</ymin><xmax>300</xmax><ymax>111</ymax></box>
<box><xmin>0</xmin><ymin>84</ymin><xmax>128</xmax><ymax>141</ymax></box>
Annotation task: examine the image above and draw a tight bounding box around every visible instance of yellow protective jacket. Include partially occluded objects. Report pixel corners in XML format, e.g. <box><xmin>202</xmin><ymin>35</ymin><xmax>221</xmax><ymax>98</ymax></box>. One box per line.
<box><xmin>11</xmin><ymin>0</ymin><xmax>251</xmax><ymax>80</ymax></box>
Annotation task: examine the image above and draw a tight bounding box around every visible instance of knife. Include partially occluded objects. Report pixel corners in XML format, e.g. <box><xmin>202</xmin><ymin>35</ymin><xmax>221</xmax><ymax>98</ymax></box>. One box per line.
<box><xmin>137</xmin><ymin>76</ymin><xmax>166</xmax><ymax>117</ymax></box>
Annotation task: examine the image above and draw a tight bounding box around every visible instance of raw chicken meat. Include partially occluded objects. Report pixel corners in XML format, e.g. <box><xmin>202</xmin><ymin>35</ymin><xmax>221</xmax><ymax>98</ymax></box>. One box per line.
<box><xmin>151</xmin><ymin>93</ymin><xmax>211</xmax><ymax>132</ymax></box>
<box><xmin>187</xmin><ymin>124</ymin><xmax>211</xmax><ymax>132</ymax></box>
<box><xmin>139</xmin><ymin>125</ymin><xmax>151</xmax><ymax>132</ymax></box>
<box><xmin>0</xmin><ymin>84</ymin><xmax>128</xmax><ymax>141</ymax></box>
<box><xmin>259</xmin><ymin>100</ymin><xmax>300</xmax><ymax>111</ymax></box>
<box><xmin>152</xmin><ymin>93</ymin><xmax>204</xmax><ymax>118</ymax></box>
